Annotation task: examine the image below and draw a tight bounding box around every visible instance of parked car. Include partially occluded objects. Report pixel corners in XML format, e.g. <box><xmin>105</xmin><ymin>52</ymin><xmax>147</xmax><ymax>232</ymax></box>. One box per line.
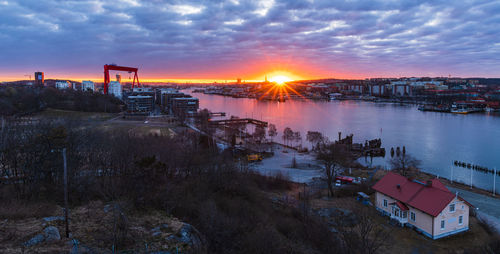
<box><xmin>335</xmin><ymin>180</ymin><xmax>342</xmax><ymax>187</ymax></box>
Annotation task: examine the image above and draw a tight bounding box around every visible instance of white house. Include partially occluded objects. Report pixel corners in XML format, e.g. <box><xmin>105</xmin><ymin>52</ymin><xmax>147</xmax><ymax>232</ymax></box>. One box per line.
<box><xmin>373</xmin><ymin>172</ymin><xmax>471</xmax><ymax>239</ymax></box>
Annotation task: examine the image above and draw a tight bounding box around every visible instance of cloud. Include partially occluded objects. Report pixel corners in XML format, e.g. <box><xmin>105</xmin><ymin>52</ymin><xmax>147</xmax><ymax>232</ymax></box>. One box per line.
<box><xmin>1</xmin><ymin>0</ymin><xmax>500</xmax><ymax>79</ymax></box>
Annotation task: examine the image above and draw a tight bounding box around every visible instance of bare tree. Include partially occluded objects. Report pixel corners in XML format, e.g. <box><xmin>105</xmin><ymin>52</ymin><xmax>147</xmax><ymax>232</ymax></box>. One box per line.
<box><xmin>283</xmin><ymin>127</ymin><xmax>293</xmax><ymax>146</ymax></box>
<box><xmin>293</xmin><ymin>131</ymin><xmax>302</xmax><ymax>148</ymax></box>
<box><xmin>253</xmin><ymin>125</ymin><xmax>266</xmax><ymax>152</ymax></box>
<box><xmin>306</xmin><ymin>131</ymin><xmax>325</xmax><ymax>150</ymax></box>
<box><xmin>389</xmin><ymin>154</ymin><xmax>420</xmax><ymax>176</ymax></box>
<box><xmin>317</xmin><ymin>143</ymin><xmax>350</xmax><ymax>197</ymax></box>
<box><xmin>338</xmin><ymin>207</ymin><xmax>392</xmax><ymax>254</ymax></box>
<box><xmin>267</xmin><ymin>124</ymin><xmax>277</xmax><ymax>143</ymax></box>
<box><xmin>196</xmin><ymin>108</ymin><xmax>215</xmax><ymax>136</ymax></box>
<box><xmin>253</xmin><ymin>125</ymin><xmax>266</xmax><ymax>143</ymax></box>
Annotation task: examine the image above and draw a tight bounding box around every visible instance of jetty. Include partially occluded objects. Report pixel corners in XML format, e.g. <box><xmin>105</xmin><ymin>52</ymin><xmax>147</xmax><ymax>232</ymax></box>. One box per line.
<box><xmin>209</xmin><ymin>118</ymin><xmax>268</xmax><ymax>127</ymax></box>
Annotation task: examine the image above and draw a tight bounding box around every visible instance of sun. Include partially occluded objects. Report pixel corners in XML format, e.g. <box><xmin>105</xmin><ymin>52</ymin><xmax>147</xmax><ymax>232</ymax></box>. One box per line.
<box><xmin>269</xmin><ymin>75</ymin><xmax>292</xmax><ymax>85</ymax></box>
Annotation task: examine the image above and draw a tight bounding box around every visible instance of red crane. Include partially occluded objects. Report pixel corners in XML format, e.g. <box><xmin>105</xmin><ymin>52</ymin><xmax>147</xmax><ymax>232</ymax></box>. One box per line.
<box><xmin>103</xmin><ymin>64</ymin><xmax>141</xmax><ymax>94</ymax></box>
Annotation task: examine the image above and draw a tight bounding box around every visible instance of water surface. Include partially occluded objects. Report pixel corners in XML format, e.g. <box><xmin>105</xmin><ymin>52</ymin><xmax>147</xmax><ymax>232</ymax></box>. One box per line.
<box><xmin>188</xmin><ymin>91</ymin><xmax>500</xmax><ymax>191</ymax></box>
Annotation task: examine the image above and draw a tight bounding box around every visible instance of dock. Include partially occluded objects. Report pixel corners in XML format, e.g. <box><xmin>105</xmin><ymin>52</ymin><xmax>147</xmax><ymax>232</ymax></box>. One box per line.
<box><xmin>209</xmin><ymin>118</ymin><xmax>268</xmax><ymax>127</ymax></box>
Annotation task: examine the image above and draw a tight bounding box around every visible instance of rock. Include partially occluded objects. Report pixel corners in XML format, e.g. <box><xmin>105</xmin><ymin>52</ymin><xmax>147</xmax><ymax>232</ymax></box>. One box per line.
<box><xmin>151</xmin><ymin>223</ymin><xmax>170</xmax><ymax>237</ymax></box>
<box><xmin>315</xmin><ymin>208</ymin><xmax>358</xmax><ymax>227</ymax></box>
<box><xmin>43</xmin><ymin>226</ymin><xmax>61</xmax><ymax>242</ymax></box>
<box><xmin>69</xmin><ymin>239</ymin><xmax>94</xmax><ymax>254</ymax></box>
<box><xmin>43</xmin><ymin>216</ymin><xmax>65</xmax><ymax>222</ymax></box>
<box><xmin>167</xmin><ymin>223</ymin><xmax>205</xmax><ymax>251</ymax></box>
<box><xmin>103</xmin><ymin>204</ymin><xmax>112</xmax><ymax>213</ymax></box>
<box><xmin>24</xmin><ymin>234</ymin><xmax>45</xmax><ymax>247</ymax></box>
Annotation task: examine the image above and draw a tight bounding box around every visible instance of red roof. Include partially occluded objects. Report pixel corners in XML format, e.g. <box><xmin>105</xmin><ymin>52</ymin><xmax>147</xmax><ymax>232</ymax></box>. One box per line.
<box><xmin>396</xmin><ymin>201</ymin><xmax>409</xmax><ymax>211</ymax></box>
<box><xmin>372</xmin><ymin>172</ymin><xmax>460</xmax><ymax>217</ymax></box>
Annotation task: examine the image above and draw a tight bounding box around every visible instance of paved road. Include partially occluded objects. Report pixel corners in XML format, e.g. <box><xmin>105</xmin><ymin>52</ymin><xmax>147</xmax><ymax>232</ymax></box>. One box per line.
<box><xmin>448</xmin><ymin>186</ymin><xmax>500</xmax><ymax>218</ymax></box>
<box><xmin>448</xmin><ymin>186</ymin><xmax>500</xmax><ymax>232</ymax></box>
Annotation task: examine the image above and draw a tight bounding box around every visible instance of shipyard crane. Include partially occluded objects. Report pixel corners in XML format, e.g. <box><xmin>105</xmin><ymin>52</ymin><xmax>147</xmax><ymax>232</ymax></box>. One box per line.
<box><xmin>103</xmin><ymin>64</ymin><xmax>141</xmax><ymax>94</ymax></box>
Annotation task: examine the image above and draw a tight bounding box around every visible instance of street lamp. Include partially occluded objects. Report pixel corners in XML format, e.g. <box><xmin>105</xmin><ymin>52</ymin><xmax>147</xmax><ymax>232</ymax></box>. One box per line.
<box><xmin>51</xmin><ymin>148</ymin><xmax>69</xmax><ymax>238</ymax></box>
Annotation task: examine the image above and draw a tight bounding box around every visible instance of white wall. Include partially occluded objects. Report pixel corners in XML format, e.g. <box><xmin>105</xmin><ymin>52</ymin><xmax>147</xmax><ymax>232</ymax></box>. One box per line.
<box><xmin>432</xmin><ymin>197</ymin><xmax>469</xmax><ymax>237</ymax></box>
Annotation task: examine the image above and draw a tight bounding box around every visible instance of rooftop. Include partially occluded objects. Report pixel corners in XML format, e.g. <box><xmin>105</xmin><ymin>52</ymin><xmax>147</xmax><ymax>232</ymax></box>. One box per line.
<box><xmin>372</xmin><ymin>172</ymin><xmax>466</xmax><ymax>217</ymax></box>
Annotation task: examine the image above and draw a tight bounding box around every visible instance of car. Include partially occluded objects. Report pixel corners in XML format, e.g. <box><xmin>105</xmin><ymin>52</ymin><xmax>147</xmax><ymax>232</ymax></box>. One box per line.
<box><xmin>335</xmin><ymin>180</ymin><xmax>342</xmax><ymax>187</ymax></box>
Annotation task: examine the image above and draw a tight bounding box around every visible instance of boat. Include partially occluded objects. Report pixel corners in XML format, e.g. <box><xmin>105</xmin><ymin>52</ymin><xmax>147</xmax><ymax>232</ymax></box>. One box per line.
<box><xmin>485</xmin><ymin>107</ymin><xmax>499</xmax><ymax>112</ymax></box>
<box><xmin>417</xmin><ymin>104</ymin><xmax>450</xmax><ymax>112</ymax></box>
<box><xmin>451</xmin><ymin>104</ymin><xmax>472</xmax><ymax>114</ymax></box>
<box><xmin>450</xmin><ymin>108</ymin><xmax>471</xmax><ymax>114</ymax></box>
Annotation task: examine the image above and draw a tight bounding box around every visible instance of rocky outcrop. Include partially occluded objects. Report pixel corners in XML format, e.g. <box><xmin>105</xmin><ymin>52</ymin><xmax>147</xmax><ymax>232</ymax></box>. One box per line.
<box><xmin>12</xmin><ymin>202</ymin><xmax>206</xmax><ymax>253</ymax></box>
<box><xmin>167</xmin><ymin>223</ymin><xmax>205</xmax><ymax>253</ymax></box>
<box><xmin>24</xmin><ymin>226</ymin><xmax>61</xmax><ymax>247</ymax></box>
<box><xmin>315</xmin><ymin>207</ymin><xmax>358</xmax><ymax>228</ymax></box>
<box><xmin>44</xmin><ymin>226</ymin><xmax>61</xmax><ymax>242</ymax></box>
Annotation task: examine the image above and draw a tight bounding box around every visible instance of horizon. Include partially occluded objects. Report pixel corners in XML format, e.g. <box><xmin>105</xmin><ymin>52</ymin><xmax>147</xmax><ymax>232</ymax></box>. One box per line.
<box><xmin>4</xmin><ymin>75</ymin><xmax>500</xmax><ymax>84</ymax></box>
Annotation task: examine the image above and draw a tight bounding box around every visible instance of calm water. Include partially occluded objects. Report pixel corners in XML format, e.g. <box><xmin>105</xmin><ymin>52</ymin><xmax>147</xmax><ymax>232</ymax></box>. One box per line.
<box><xmin>188</xmin><ymin>91</ymin><xmax>500</xmax><ymax>191</ymax></box>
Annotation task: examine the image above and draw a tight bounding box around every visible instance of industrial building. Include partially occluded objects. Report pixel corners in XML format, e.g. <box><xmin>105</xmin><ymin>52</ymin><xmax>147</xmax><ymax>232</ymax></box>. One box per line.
<box><xmin>171</xmin><ymin>97</ymin><xmax>199</xmax><ymax>116</ymax></box>
<box><xmin>125</xmin><ymin>95</ymin><xmax>154</xmax><ymax>114</ymax></box>
<box><xmin>81</xmin><ymin>81</ymin><xmax>95</xmax><ymax>92</ymax></box>
<box><xmin>108</xmin><ymin>81</ymin><xmax>122</xmax><ymax>99</ymax></box>
<box><xmin>55</xmin><ymin>81</ymin><xmax>71</xmax><ymax>90</ymax></box>
<box><xmin>391</xmin><ymin>84</ymin><xmax>412</xmax><ymax>96</ymax></box>
<box><xmin>369</xmin><ymin>84</ymin><xmax>387</xmax><ymax>96</ymax></box>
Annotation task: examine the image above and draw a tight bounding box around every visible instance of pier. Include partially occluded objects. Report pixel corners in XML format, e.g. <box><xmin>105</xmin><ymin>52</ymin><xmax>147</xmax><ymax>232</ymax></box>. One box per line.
<box><xmin>209</xmin><ymin>118</ymin><xmax>268</xmax><ymax>127</ymax></box>
<box><xmin>209</xmin><ymin>112</ymin><xmax>226</xmax><ymax>117</ymax></box>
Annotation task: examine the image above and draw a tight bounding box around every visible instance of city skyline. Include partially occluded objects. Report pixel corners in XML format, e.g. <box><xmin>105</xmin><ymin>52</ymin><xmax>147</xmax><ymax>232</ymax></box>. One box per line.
<box><xmin>2</xmin><ymin>0</ymin><xmax>500</xmax><ymax>81</ymax></box>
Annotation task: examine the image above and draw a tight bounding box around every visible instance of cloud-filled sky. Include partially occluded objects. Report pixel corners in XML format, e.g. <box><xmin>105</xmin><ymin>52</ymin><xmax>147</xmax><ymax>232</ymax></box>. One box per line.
<box><xmin>1</xmin><ymin>0</ymin><xmax>500</xmax><ymax>81</ymax></box>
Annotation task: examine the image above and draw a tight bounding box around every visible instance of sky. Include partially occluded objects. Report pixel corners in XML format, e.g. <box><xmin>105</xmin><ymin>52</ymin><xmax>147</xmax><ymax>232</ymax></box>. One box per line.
<box><xmin>1</xmin><ymin>0</ymin><xmax>500</xmax><ymax>82</ymax></box>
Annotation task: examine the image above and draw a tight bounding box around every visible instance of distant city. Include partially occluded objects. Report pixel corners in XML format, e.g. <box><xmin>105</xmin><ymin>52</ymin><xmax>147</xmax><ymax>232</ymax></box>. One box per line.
<box><xmin>4</xmin><ymin>69</ymin><xmax>500</xmax><ymax>115</ymax></box>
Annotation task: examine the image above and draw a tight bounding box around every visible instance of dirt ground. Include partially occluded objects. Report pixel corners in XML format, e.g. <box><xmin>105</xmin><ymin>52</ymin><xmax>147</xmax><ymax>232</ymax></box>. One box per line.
<box><xmin>34</xmin><ymin>108</ymin><xmax>120</xmax><ymax>121</ymax></box>
<box><xmin>0</xmin><ymin>200</ymin><xmax>190</xmax><ymax>253</ymax></box>
<box><xmin>249</xmin><ymin>144</ymin><xmax>323</xmax><ymax>183</ymax></box>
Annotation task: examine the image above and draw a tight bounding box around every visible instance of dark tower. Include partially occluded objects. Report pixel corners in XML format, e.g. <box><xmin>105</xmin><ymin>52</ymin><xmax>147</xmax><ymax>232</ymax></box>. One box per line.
<box><xmin>34</xmin><ymin>72</ymin><xmax>44</xmax><ymax>87</ymax></box>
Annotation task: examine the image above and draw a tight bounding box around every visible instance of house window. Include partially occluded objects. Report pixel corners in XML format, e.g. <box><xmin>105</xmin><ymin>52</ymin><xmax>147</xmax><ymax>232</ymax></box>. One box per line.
<box><xmin>383</xmin><ymin>199</ymin><xmax>387</xmax><ymax>207</ymax></box>
<box><xmin>410</xmin><ymin>212</ymin><xmax>416</xmax><ymax>222</ymax></box>
<box><xmin>459</xmin><ymin>216</ymin><xmax>463</xmax><ymax>225</ymax></box>
<box><xmin>441</xmin><ymin>220</ymin><xmax>445</xmax><ymax>230</ymax></box>
<box><xmin>450</xmin><ymin>204</ymin><xmax>455</xmax><ymax>212</ymax></box>
<box><xmin>402</xmin><ymin>211</ymin><xmax>407</xmax><ymax>218</ymax></box>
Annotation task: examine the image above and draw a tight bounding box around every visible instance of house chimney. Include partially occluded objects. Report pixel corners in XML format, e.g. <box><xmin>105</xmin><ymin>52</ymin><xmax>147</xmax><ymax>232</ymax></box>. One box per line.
<box><xmin>396</xmin><ymin>184</ymin><xmax>401</xmax><ymax>190</ymax></box>
<box><xmin>426</xmin><ymin>180</ymin><xmax>432</xmax><ymax>187</ymax></box>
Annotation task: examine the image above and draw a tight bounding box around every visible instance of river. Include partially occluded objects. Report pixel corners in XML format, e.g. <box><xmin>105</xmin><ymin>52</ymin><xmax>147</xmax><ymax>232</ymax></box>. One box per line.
<box><xmin>187</xmin><ymin>90</ymin><xmax>500</xmax><ymax>191</ymax></box>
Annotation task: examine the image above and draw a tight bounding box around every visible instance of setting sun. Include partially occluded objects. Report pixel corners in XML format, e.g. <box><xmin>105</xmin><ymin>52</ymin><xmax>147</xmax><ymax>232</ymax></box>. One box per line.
<box><xmin>269</xmin><ymin>75</ymin><xmax>293</xmax><ymax>84</ymax></box>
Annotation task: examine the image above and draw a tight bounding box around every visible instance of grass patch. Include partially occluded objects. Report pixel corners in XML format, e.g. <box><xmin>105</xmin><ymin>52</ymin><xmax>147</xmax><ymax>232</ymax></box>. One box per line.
<box><xmin>35</xmin><ymin>108</ymin><xmax>119</xmax><ymax>121</ymax></box>
<box><xmin>0</xmin><ymin>200</ymin><xmax>57</xmax><ymax>220</ymax></box>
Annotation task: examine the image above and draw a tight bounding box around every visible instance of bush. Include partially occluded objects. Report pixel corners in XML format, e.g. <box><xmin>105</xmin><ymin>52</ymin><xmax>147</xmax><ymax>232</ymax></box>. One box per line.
<box><xmin>0</xmin><ymin>119</ymin><xmax>342</xmax><ymax>253</ymax></box>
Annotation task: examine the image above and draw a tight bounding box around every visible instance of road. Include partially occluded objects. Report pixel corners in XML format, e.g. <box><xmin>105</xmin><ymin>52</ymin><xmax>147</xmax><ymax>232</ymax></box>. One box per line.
<box><xmin>448</xmin><ymin>186</ymin><xmax>500</xmax><ymax>232</ymax></box>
